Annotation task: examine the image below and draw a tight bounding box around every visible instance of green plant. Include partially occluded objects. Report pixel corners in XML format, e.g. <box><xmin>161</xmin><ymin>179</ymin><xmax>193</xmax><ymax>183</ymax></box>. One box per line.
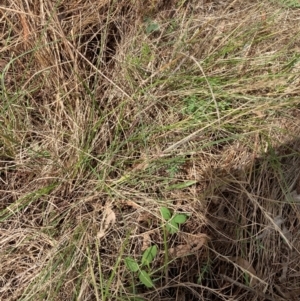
<box><xmin>273</xmin><ymin>0</ymin><xmax>300</xmax><ymax>8</ymax></box>
<box><xmin>166</xmin><ymin>157</ymin><xmax>186</xmax><ymax>178</ymax></box>
<box><xmin>124</xmin><ymin>245</ymin><xmax>158</xmax><ymax>288</ymax></box>
<box><xmin>124</xmin><ymin>208</ymin><xmax>188</xmax><ymax>290</ymax></box>
<box><xmin>197</xmin><ymin>260</ymin><xmax>212</xmax><ymax>284</ymax></box>
<box><xmin>144</xmin><ymin>18</ymin><xmax>160</xmax><ymax>34</ymax></box>
<box><xmin>183</xmin><ymin>95</ymin><xmax>231</xmax><ymax>122</ymax></box>
<box><xmin>160</xmin><ymin>207</ymin><xmax>188</xmax><ymax>234</ymax></box>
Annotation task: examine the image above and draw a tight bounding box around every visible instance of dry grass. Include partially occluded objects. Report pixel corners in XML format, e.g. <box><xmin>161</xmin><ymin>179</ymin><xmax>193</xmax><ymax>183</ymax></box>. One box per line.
<box><xmin>1</xmin><ymin>0</ymin><xmax>300</xmax><ymax>300</ymax></box>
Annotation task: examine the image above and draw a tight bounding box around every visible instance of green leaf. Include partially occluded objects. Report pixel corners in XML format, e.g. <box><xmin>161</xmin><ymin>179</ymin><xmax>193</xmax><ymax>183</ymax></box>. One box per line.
<box><xmin>172</xmin><ymin>214</ymin><xmax>188</xmax><ymax>224</ymax></box>
<box><xmin>166</xmin><ymin>220</ymin><xmax>179</xmax><ymax>234</ymax></box>
<box><xmin>139</xmin><ymin>270</ymin><xmax>154</xmax><ymax>288</ymax></box>
<box><xmin>141</xmin><ymin>245</ymin><xmax>157</xmax><ymax>267</ymax></box>
<box><xmin>124</xmin><ymin>257</ymin><xmax>139</xmax><ymax>272</ymax></box>
<box><xmin>160</xmin><ymin>207</ymin><xmax>171</xmax><ymax>221</ymax></box>
<box><xmin>167</xmin><ymin>180</ymin><xmax>197</xmax><ymax>190</ymax></box>
<box><xmin>146</xmin><ymin>21</ymin><xmax>160</xmax><ymax>34</ymax></box>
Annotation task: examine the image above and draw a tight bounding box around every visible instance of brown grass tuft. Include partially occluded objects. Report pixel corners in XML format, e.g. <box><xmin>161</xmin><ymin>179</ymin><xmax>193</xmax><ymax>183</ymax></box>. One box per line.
<box><xmin>1</xmin><ymin>0</ymin><xmax>300</xmax><ymax>300</ymax></box>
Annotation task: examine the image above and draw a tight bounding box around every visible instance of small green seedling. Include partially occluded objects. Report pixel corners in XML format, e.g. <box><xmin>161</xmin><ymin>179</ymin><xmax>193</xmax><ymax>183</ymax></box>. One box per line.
<box><xmin>160</xmin><ymin>207</ymin><xmax>188</xmax><ymax>234</ymax></box>
<box><xmin>124</xmin><ymin>245</ymin><xmax>158</xmax><ymax>288</ymax></box>
<box><xmin>145</xmin><ymin>18</ymin><xmax>160</xmax><ymax>34</ymax></box>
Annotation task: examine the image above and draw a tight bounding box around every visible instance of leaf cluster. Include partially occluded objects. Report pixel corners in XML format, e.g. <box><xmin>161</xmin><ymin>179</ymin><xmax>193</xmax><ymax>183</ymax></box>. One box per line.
<box><xmin>160</xmin><ymin>207</ymin><xmax>188</xmax><ymax>234</ymax></box>
<box><xmin>124</xmin><ymin>245</ymin><xmax>158</xmax><ymax>288</ymax></box>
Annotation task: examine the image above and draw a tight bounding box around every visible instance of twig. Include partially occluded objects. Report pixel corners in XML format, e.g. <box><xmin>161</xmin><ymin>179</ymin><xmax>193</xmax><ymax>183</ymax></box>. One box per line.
<box><xmin>219</xmin><ymin>274</ymin><xmax>282</xmax><ymax>301</ymax></box>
